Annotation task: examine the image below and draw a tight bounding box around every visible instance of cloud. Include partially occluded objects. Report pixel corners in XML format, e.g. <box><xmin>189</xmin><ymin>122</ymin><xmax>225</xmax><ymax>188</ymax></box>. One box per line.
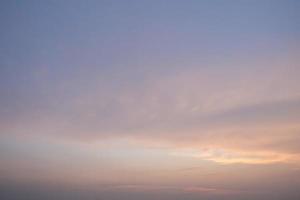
<box><xmin>1</xmin><ymin>57</ymin><xmax>300</xmax><ymax>165</ymax></box>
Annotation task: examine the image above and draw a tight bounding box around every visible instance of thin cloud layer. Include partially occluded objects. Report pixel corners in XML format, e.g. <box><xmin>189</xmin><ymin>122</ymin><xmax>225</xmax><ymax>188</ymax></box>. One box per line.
<box><xmin>2</xmin><ymin>58</ymin><xmax>300</xmax><ymax>165</ymax></box>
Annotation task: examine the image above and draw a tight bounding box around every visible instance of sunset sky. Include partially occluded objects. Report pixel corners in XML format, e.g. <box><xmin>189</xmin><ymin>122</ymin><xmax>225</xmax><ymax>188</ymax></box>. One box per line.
<box><xmin>0</xmin><ymin>0</ymin><xmax>300</xmax><ymax>199</ymax></box>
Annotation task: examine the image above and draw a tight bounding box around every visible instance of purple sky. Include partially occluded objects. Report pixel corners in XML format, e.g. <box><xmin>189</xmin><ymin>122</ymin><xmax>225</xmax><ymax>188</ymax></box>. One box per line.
<box><xmin>0</xmin><ymin>0</ymin><xmax>300</xmax><ymax>199</ymax></box>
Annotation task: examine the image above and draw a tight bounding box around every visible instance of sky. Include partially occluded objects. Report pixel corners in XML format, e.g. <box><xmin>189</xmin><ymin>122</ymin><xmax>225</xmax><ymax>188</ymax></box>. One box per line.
<box><xmin>0</xmin><ymin>0</ymin><xmax>300</xmax><ymax>199</ymax></box>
